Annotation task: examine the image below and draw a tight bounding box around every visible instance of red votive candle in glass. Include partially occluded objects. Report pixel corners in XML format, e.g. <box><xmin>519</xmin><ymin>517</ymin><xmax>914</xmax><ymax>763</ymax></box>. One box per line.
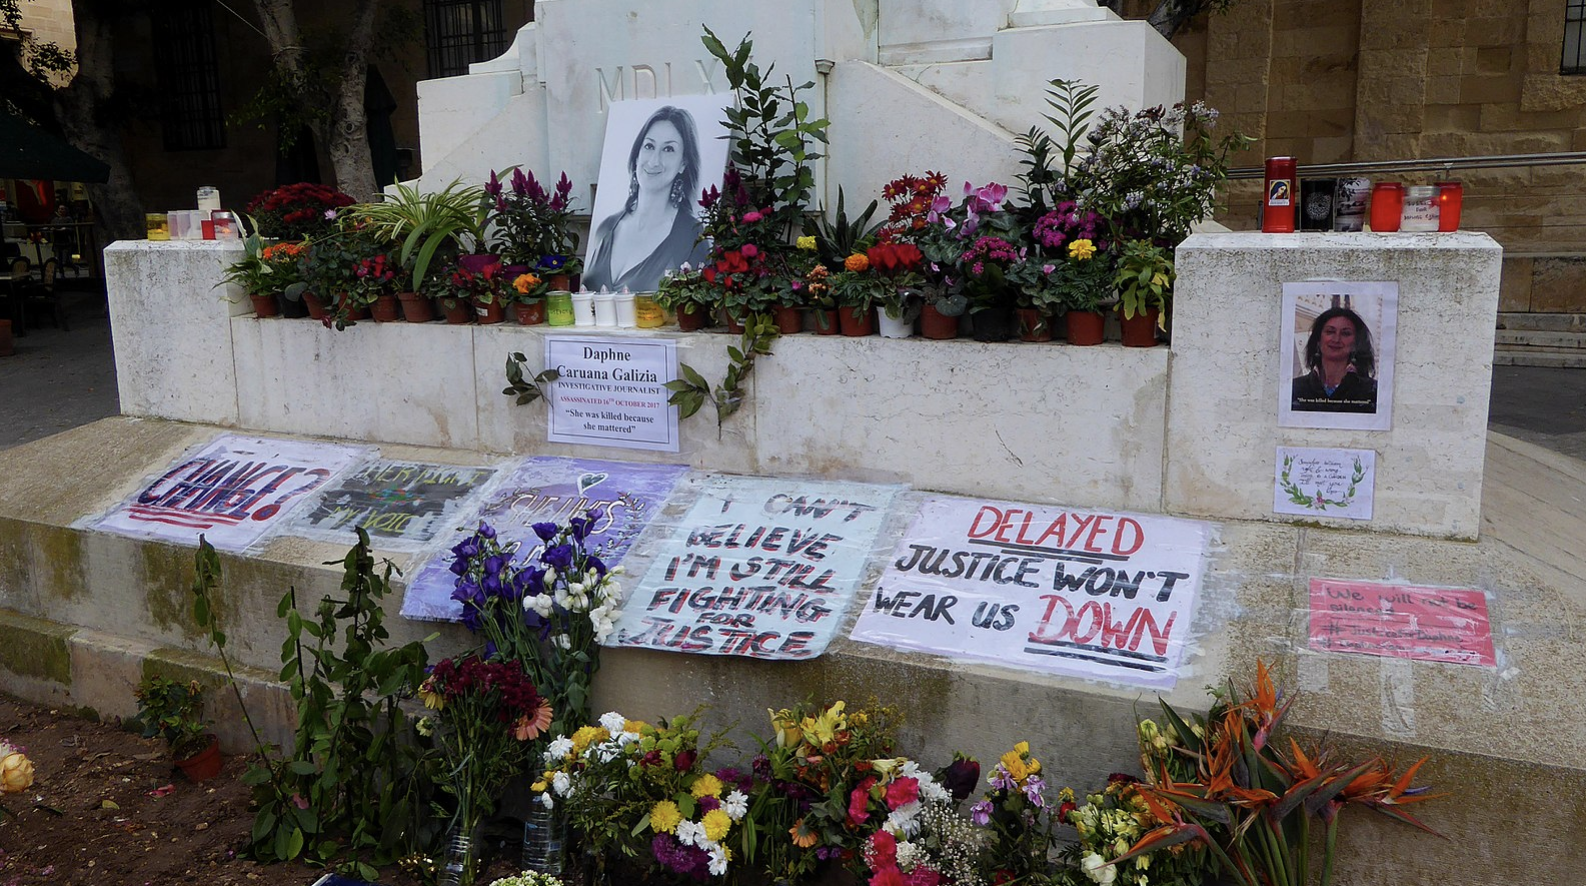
<box><xmin>1369</xmin><ymin>182</ymin><xmax>1403</xmax><ymax>232</ymax></box>
<box><xmin>1436</xmin><ymin>181</ymin><xmax>1463</xmax><ymax>231</ymax></box>
<box><xmin>1262</xmin><ymin>156</ymin><xmax>1297</xmax><ymax>233</ymax></box>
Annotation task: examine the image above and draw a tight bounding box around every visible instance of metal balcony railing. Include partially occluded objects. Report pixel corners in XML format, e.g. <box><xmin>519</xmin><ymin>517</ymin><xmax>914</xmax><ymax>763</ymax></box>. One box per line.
<box><xmin>1226</xmin><ymin>150</ymin><xmax>1586</xmax><ymax>180</ymax></box>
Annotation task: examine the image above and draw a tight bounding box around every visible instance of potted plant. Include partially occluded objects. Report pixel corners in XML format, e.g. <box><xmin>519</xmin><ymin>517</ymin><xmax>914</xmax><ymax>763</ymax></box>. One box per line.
<box><xmin>217</xmin><ymin>223</ymin><xmax>279</xmax><ymax>318</ymax></box>
<box><xmin>1055</xmin><ymin>238</ymin><xmax>1114</xmax><ymax>345</ymax></box>
<box><xmin>865</xmin><ymin>240</ymin><xmax>926</xmax><ymax>338</ymax></box>
<box><xmin>431</xmin><ymin>258</ymin><xmax>507</xmax><ymax>324</ymax></box>
<box><xmin>828</xmin><ymin>251</ymin><xmax>890</xmax><ymax>336</ymax></box>
<box><xmin>245</xmin><ymin>182</ymin><xmax>354</xmax><ymax>241</ymax></box>
<box><xmin>488</xmin><ymin>167</ymin><xmax>584</xmax><ymax>289</ymax></box>
<box><xmin>350</xmin><ymin>178</ymin><xmax>494</xmax><ymax>292</ymax></box>
<box><xmin>291</xmin><ymin>222</ymin><xmax>385</xmax><ymax>329</ymax></box>
<box><xmin>878</xmin><ymin>171</ymin><xmax>965</xmax><ymax>339</ymax></box>
<box><xmin>349</xmin><ymin>252</ymin><xmax>400</xmax><ymax>322</ymax></box>
<box><xmin>1114</xmin><ymin>239</ymin><xmax>1173</xmax><ymax>347</ymax></box>
<box><xmin>655</xmin><ymin>263</ymin><xmax>718</xmax><ymax>331</ymax></box>
<box><xmin>508</xmin><ymin>269</ymin><xmax>549</xmax><ymax>325</ymax></box>
<box><xmin>131</xmin><ymin>676</ymin><xmax>221</xmax><ymax>781</ymax></box>
<box><xmin>259</xmin><ymin>241</ymin><xmax>308</xmax><ymax>317</ymax></box>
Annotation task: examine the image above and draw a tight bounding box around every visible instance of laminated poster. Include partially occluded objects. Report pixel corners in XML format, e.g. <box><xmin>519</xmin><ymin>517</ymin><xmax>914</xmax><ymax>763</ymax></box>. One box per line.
<box><xmin>91</xmin><ymin>434</ymin><xmax>370</xmax><ymax>552</ymax></box>
<box><xmin>609</xmin><ymin>475</ymin><xmax>902</xmax><ymax>660</ymax></box>
<box><xmin>400</xmin><ymin>457</ymin><xmax>688</xmax><ymax>621</ymax></box>
<box><xmin>1308</xmin><ymin>578</ymin><xmax>1496</xmax><ymax>667</ymax></box>
<box><xmin>849</xmin><ymin>496</ymin><xmax>1210</xmax><ymax>689</ymax></box>
<box><xmin>1272</xmin><ymin>447</ymin><xmax>1375</xmax><ymax>521</ymax></box>
<box><xmin>282</xmin><ymin>459</ymin><xmax>500</xmax><ymax>551</ymax></box>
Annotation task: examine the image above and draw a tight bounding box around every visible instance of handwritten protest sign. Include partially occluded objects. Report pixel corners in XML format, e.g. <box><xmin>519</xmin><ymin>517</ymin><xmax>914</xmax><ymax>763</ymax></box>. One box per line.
<box><xmin>1273</xmin><ymin>447</ymin><xmax>1375</xmax><ymax>520</ymax></box>
<box><xmin>400</xmin><ymin>457</ymin><xmax>687</xmax><ymax>621</ymax></box>
<box><xmin>1308</xmin><ymin>579</ymin><xmax>1496</xmax><ymax>667</ymax></box>
<box><xmin>284</xmin><ymin>460</ymin><xmax>499</xmax><ymax>550</ymax></box>
<box><xmin>609</xmin><ymin>476</ymin><xmax>900</xmax><ymax>660</ymax></box>
<box><xmin>546</xmin><ymin>337</ymin><xmax>680</xmax><ymax>452</ymax></box>
<box><xmin>92</xmin><ymin>434</ymin><xmax>370</xmax><ymax>552</ymax></box>
<box><xmin>849</xmin><ymin>497</ymin><xmax>1209</xmax><ymax>689</ymax></box>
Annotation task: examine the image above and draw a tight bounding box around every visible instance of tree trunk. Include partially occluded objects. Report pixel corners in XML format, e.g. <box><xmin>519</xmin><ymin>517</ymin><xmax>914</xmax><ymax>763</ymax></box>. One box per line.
<box><xmin>326</xmin><ymin>0</ymin><xmax>382</xmax><ymax>201</ymax></box>
<box><xmin>56</xmin><ymin>0</ymin><xmax>143</xmax><ymax>247</ymax></box>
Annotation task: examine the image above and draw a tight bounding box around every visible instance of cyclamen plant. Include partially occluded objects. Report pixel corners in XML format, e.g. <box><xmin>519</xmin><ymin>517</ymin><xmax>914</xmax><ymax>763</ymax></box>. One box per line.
<box><xmin>448</xmin><ymin>512</ymin><xmax>624</xmax><ymax>734</ymax></box>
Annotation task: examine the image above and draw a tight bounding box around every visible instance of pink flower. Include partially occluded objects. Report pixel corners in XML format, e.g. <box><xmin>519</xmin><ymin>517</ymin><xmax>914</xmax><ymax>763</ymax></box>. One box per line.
<box><xmin>742</xmin><ymin>210</ymin><xmax>763</xmax><ymax>223</ymax></box>
<box><xmin>848</xmin><ymin>776</ymin><xmax>878</xmax><ymax>825</ymax></box>
<box><xmin>741</xmin><ymin>243</ymin><xmax>759</xmax><ymax>258</ymax></box>
<box><xmin>884</xmin><ymin>776</ymin><xmax>919</xmax><ymax>810</ymax></box>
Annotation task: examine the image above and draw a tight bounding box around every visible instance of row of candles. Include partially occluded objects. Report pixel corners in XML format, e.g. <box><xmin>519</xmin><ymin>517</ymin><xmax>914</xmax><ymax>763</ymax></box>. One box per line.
<box><xmin>1261</xmin><ymin>157</ymin><xmax>1464</xmax><ymax>234</ymax></box>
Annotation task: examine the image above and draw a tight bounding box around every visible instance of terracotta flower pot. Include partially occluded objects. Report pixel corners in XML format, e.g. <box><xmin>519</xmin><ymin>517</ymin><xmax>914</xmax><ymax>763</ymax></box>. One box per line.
<box><xmin>920</xmin><ymin>303</ymin><xmax>958</xmax><ymax>340</ymax></box>
<box><xmin>812</xmin><ymin>309</ymin><xmax>840</xmax><ymax>335</ymax></box>
<box><xmin>514</xmin><ymin>301</ymin><xmax>546</xmax><ymax>325</ymax></box>
<box><xmin>342</xmin><ymin>301</ymin><xmax>370</xmax><ymax>322</ymax></box>
<box><xmin>722</xmin><ymin>308</ymin><xmax>747</xmax><ymax>334</ymax></box>
<box><xmin>398</xmin><ymin>291</ymin><xmax>434</xmax><ymax>323</ymax></box>
<box><xmin>548</xmin><ymin>273</ymin><xmax>572</xmax><ymax>291</ymax></box>
<box><xmin>248</xmin><ymin>293</ymin><xmax>280</xmax><ymax>318</ymax></box>
<box><xmin>370</xmin><ymin>293</ymin><xmax>400</xmax><ymax>323</ymax></box>
<box><xmin>773</xmin><ymin>304</ymin><xmax>804</xmax><ymax>334</ymax></box>
<box><xmin>970</xmin><ymin>306</ymin><xmax>1015</xmax><ymax>342</ymax></box>
<box><xmin>838</xmin><ymin>306</ymin><xmax>875</xmax><ymax>337</ymax></box>
<box><xmin>441</xmin><ymin>298</ymin><xmax>473</xmax><ymax>325</ymax></box>
<box><xmin>676</xmin><ymin>304</ymin><xmax>708</xmax><ymax>331</ymax></box>
<box><xmin>474</xmin><ymin>297</ymin><xmax>505</xmax><ymax>325</ymax></box>
<box><xmin>1065</xmin><ymin>310</ymin><xmax>1106</xmax><ymax>346</ymax></box>
<box><xmin>277</xmin><ymin>292</ymin><xmax>309</xmax><ymax>319</ymax></box>
<box><xmin>1119</xmin><ymin>308</ymin><xmax>1161</xmax><ymax>347</ymax></box>
<box><xmin>175</xmin><ymin>736</ymin><xmax>222</xmax><ymax>782</ymax></box>
<box><xmin>1017</xmin><ymin>308</ymin><xmax>1053</xmax><ymax>342</ymax></box>
<box><xmin>302</xmin><ymin>292</ymin><xmax>329</xmax><ymax>321</ymax></box>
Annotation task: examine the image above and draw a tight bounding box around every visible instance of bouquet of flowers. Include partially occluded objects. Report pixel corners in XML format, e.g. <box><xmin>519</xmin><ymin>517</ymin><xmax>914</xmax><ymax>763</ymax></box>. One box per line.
<box><xmin>750</xmin><ymin>700</ymin><xmax>907</xmax><ymax>884</ymax></box>
<box><xmin>535</xmin><ymin>711</ymin><xmax>745</xmax><ymax>880</ymax></box>
<box><xmin>1117</xmin><ymin>661</ymin><xmax>1441</xmax><ymax>886</ymax></box>
<box><xmin>969</xmin><ymin>742</ymin><xmax>1058</xmax><ymax>883</ymax></box>
<box><xmin>418</xmin><ymin>654</ymin><xmax>552</xmax><ymax>879</ymax></box>
<box><xmin>448</xmin><ymin>513</ymin><xmax>624</xmax><ymax>734</ymax></box>
<box><xmin>245</xmin><ymin>182</ymin><xmax>355</xmax><ymax>240</ymax></box>
<box><xmin>1055</xmin><ymin>774</ymin><xmax>1211</xmax><ymax>886</ymax></box>
<box><xmin>489</xmin><ymin>168</ymin><xmax>583</xmax><ymax>276</ymax></box>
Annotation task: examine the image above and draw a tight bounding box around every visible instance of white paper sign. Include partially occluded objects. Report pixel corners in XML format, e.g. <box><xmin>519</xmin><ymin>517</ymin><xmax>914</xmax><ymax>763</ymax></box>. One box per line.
<box><xmin>849</xmin><ymin>496</ymin><xmax>1210</xmax><ymax>689</ymax></box>
<box><xmin>610</xmin><ymin>475</ymin><xmax>901</xmax><ymax>660</ymax></box>
<box><xmin>1273</xmin><ymin>447</ymin><xmax>1375</xmax><ymax>520</ymax></box>
<box><xmin>1278</xmin><ymin>281</ymin><xmax>1398</xmax><ymax>431</ymax></box>
<box><xmin>545</xmin><ymin>336</ymin><xmax>680</xmax><ymax>452</ymax></box>
<box><xmin>92</xmin><ymin>434</ymin><xmax>370</xmax><ymax>552</ymax></box>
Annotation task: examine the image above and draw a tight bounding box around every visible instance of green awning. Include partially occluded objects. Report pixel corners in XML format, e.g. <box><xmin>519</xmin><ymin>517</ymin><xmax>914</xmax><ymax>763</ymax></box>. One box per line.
<box><xmin>0</xmin><ymin>113</ymin><xmax>111</xmax><ymax>183</ymax></box>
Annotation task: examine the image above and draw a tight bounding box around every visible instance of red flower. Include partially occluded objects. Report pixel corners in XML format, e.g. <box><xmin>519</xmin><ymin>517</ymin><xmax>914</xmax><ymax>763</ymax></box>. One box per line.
<box><xmin>847</xmin><ymin>776</ymin><xmax>878</xmax><ymax>826</ymax></box>
<box><xmin>870</xmin><ymin>869</ymin><xmax>907</xmax><ymax>886</ymax></box>
<box><xmin>869</xmin><ymin>829</ymin><xmax>897</xmax><ymax>868</ymax></box>
<box><xmin>884</xmin><ymin>776</ymin><xmax>919</xmax><ymax>810</ymax></box>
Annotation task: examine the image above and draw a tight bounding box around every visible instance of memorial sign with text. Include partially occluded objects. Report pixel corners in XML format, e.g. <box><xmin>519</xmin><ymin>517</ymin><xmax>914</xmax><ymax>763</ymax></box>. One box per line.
<box><xmin>850</xmin><ymin>497</ymin><xmax>1209</xmax><ymax>689</ymax></box>
<box><xmin>546</xmin><ymin>336</ymin><xmax>680</xmax><ymax>452</ymax></box>
<box><xmin>285</xmin><ymin>460</ymin><xmax>499</xmax><ymax>550</ymax></box>
<box><xmin>610</xmin><ymin>476</ymin><xmax>900</xmax><ymax>660</ymax></box>
<box><xmin>1308</xmin><ymin>578</ymin><xmax>1496</xmax><ymax>667</ymax></box>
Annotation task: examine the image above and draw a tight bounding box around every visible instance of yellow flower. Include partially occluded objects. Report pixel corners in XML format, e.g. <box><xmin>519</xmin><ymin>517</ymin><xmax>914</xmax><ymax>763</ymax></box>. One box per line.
<box><xmin>790</xmin><ymin>818</ymin><xmax>819</xmax><ymax>848</ymax></box>
<box><xmin>691</xmin><ymin>773</ymin><xmax>724</xmax><ymax>798</ymax></box>
<box><xmin>531</xmin><ymin>780</ymin><xmax>548</xmax><ymax>793</ymax></box>
<box><xmin>844</xmin><ymin>253</ymin><xmax>869</xmax><ymax>272</ymax></box>
<box><xmin>0</xmin><ymin>752</ymin><xmax>34</xmax><ymax>793</ymax></box>
<box><xmin>1068</xmin><ymin>239</ymin><xmax>1097</xmax><ymax>261</ymax></box>
<box><xmin>702</xmin><ymin>808</ymin><xmax>733</xmax><ymax>843</ymax></box>
<box><xmin>1000</xmin><ymin>741</ymin><xmax>1033</xmax><ymax>782</ymax></box>
<box><xmin>796</xmin><ymin>235</ymin><xmax>817</xmax><ymax>251</ymax></box>
<box><xmin>420</xmin><ymin>688</ymin><xmax>445</xmax><ymax>711</ymax></box>
<box><xmin>769</xmin><ymin>708</ymin><xmax>803</xmax><ymax>748</ymax></box>
<box><xmin>571</xmin><ymin>725</ymin><xmax>610</xmax><ymax>755</ymax></box>
<box><xmin>625</xmin><ymin>719</ymin><xmax>649</xmax><ymax>734</ymax></box>
<box><xmin>650</xmin><ymin>800</ymin><xmax>682</xmax><ymax>834</ymax></box>
<box><xmin>801</xmin><ymin>701</ymin><xmax>846</xmax><ymax>748</ymax></box>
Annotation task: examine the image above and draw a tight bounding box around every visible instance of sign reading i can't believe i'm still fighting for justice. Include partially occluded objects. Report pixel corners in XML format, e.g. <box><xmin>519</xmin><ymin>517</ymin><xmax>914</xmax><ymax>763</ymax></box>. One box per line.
<box><xmin>849</xmin><ymin>496</ymin><xmax>1210</xmax><ymax>689</ymax></box>
<box><xmin>546</xmin><ymin>336</ymin><xmax>680</xmax><ymax>452</ymax></box>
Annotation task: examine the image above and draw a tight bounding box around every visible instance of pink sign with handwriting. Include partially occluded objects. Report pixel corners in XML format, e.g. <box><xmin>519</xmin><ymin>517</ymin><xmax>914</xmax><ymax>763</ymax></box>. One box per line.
<box><xmin>1308</xmin><ymin>579</ymin><xmax>1495</xmax><ymax>667</ymax></box>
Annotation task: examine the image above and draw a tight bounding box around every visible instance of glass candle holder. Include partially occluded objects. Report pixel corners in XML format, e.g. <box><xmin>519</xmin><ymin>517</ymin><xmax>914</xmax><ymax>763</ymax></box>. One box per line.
<box><xmin>1436</xmin><ymin>181</ymin><xmax>1463</xmax><ymax>231</ymax></box>
<box><xmin>1369</xmin><ymin>183</ymin><xmax>1403</xmax><ymax>232</ymax></box>
<box><xmin>1401</xmin><ymin>185</ymin><xmax>1439</xmax><ymax>232</ymax></box>
<box><xmin>545</xmin><ymin>291</ymin><xmax>575</xmax><ymax>326</ymax></box>
<box><xmin>145</xmin><ymin>212</ymin><xmax>169</xmax><ymax>241</ymax></box>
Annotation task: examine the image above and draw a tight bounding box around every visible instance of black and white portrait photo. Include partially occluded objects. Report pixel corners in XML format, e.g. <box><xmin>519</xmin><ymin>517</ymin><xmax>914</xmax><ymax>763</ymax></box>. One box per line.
<box><xmin>581</xmin><ymin>95</ymin><xmax>731</xmax><ymax>293</ymax></box>
<box><xmin>1278</xmin><ymin>281</ymin><xmax>1398</xmax><ymax>431</ymax></box>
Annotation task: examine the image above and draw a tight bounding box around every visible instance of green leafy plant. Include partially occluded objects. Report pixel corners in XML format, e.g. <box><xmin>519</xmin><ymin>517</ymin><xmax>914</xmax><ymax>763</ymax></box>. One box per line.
<box><xmin>217</xmin><ymin>217</ymin><xmax>275</xmax><ymax>296</ymax></box>
<box><xmin>130</xmin><ymin>676</ymin><xmax>212</xmax><ymax>760</ymax></box>
<box><xmin>654</xmin><ymin>264</ymin><xmax>720</xmax><ymax>317</ymax></box>
<box><xmin>191</xmin><ymin>533</ymin><xmax>436</xmax><ymax>878</ymax></box>
<box><xmin>350</xmin><ymin>179</ymin><xmax>494</xmax><ymax>290</ymax></box>
<box><xmin>502</xmin><ymin>352</ymin><xmax>560</xmax><ymax>406</ymax></box>
<box><xmin>665</xmin><ymin>315</ymin><xmax>778</xmax><ymax>434</ymax></box>
<box><xmin>1114</xmin><ymin>238</ymin><xmax>1174</xmax><ymax>323</ymax></box>
<box><xmin>802</xmin><ymin>188</ymin><xmax>878</xmax><ymax>269</ymax></box>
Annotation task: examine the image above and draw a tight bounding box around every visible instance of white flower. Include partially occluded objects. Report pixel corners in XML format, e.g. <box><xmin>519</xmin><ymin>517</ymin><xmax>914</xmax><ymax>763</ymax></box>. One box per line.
<box><xmin>617</xmin><ymin>730</ymin><xmax>641</xmax><ymax>747</ymax></box>
<box><xmin>886</xmin><ymin>802</ymin><xmax>922</xmax><ymax>837</ymax></box>
<box><xmin>538</xmin><ymin>792</ymin><xmax>555</xmax><ymax>810</ymax></box>
<box><xmin>546</xmin><ymin>737</ymin><xmax>574</xmax><ymax>762</ymax></box>
<box><xmin>569</xmin><ymin>581</ymin><xmax>585</xmax><ymax>594</ymax></box>
<box><xmin>1081</xmin><ymin>852</ymin><xmax>1116</xmax><ymax>886</ymax></box>
<box><xmin>895</xmin><ymin>840</ymin><xmax>923</xmax><ymax>871</ymax></box>
<box><xmin>599</xmin><ymin>711</ymin><xmax>627</xmax><ymax>734</ymax></box>
<box><xmin>723</xmin><ymin>790</ymin><xmax>748</xmax><ymax>821</ymax></box>
<box><xmin>555</xmin><ymin>634</ymin><xmax>572</xmax><ymax>649</ymax></box>
<box><xmin>676</xmin><ymin>819</ymin><xmax>706</xmax><ymax>847</ymax></box>
<box><xmin>612</xmin><ymin>564</ymin><xmax>626</xmax><ymax>575</ymax></box>
<box><xmin>552</xmin><ymin>771</ymin><xmax>572</xmax><ymax>796</ymax></box>
<box><xmin>596</xmin><ymin>741</ymin><xmax>620</xmax><ymax>763</ymax></box>
<box><xmin>707</xmin><ymin>844</ymin><xmax>728</xmax><ymax>877</ymax></box>
<box><xmin>542</xmin><ymin>566</ymin><xmax>557</xmax><ymax>585</ymax></box>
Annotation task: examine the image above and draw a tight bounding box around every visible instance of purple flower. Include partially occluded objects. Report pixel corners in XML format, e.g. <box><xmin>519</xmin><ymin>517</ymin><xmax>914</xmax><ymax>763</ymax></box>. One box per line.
<box><xmin>485</xmin><ymin>170</ymin><xmax>503</xmax><ymax>198</ymax></box>
<box><xmin>970</xmin><ymin>799</ymin><xmax>993</xmax><ymax>826</ymax></box>
<box><xmin>1023</xmin><ymin>776</ymin><xmax>1046</xmax><ymax>807</ymax></box>
<box><xmin>940</xmin><ymin>756</ymin><xmax>980</xmax><ymax>802</ymax></box>
<box><xmin>532</xmin><ymin>522</ymin><xmax>560</xmax><ymax>542</ymax></box>
<box><xmin>541</xmin><ymin>544</ymin><xmax>574</xmax><ymax>570</ymax></box>
<box><xmin>510</xmin><ymin>168</ymin><xmax>530</xmax><ymax>196</ymax></box>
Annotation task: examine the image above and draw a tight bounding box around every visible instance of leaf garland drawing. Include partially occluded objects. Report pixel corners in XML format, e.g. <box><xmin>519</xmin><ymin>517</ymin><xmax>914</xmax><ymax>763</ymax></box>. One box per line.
<box><xmin>1279</xmin><ymin>455</ymin><xmax>1365</xmax><ymax>511</ymax></box>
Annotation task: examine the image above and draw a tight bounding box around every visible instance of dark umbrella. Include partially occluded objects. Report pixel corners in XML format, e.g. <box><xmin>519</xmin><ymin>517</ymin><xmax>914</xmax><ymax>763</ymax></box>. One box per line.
<box><xmin>0</xmin><ymin>113</ymin><xmax>111</xmax><ymax>183</ymax></box>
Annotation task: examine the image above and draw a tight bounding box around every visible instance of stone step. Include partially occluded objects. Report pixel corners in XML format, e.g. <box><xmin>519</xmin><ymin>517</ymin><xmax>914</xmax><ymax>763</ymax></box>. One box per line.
<box><xmin>1497</xmin><ymin>312</ymin><xmax>1586</xmax><ymax>332</ymax></box>
<box><xmin>1494</xmin><ymin>329</ymin><xmax>1586</xmax><ymax>349</ymax></box>
<box><xmin>1493</xmin><ymin>346</ymin><xmax>1586</xmax><ymax>368</ymax></box>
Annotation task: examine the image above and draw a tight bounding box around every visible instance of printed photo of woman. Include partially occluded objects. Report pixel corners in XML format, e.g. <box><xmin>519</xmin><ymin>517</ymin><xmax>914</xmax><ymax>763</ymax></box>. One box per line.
<box><xmin>1290</xmin><ymin>307</ymin><xmax>1377</xmax><ymax>413</ymax></box>
<box><xmin>1277</xmin><ymin>281</ymin><xmax>1397</xmax><ymax>431</ymax></box>
<box><xmin>583</xmin><ymin>97</ymin><xmax>730</xmax><ymax>293</ymax></box>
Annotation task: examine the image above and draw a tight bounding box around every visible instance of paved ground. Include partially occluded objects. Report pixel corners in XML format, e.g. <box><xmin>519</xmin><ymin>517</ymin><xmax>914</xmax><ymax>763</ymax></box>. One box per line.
<box><xmin>3</xmin><ymin>304</ymin><xmax>1585</xmax><ymax>459</ymax></box>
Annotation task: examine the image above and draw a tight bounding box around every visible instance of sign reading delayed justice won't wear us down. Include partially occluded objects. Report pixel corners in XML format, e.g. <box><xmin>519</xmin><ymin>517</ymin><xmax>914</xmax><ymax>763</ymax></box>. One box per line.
<box><xmin>609</xmin><ymin>475</ymin><xmax>901</xmax><ymax>660</ymax></box>
<box><xmin>849</xmin><ymin>497</ymin><xmax>1210</xmax><ymax>689</ymax></box>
